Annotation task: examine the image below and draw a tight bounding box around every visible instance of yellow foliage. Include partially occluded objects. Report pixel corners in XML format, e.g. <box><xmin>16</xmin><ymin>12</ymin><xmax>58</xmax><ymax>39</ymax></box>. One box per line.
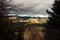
<box><xmin>9</xmin><ymin>16</ymin><xmax>48</xmax><ymax>24</ymax></box>
<box><xmin>26</xmin><ymin>18</ymin><xmax>39</xmax><ymax>23</ymax></box>
<box><xmin>26</xmin><ymin>18</ymin><xmax>48</xmax><ymax>24</ymax></box>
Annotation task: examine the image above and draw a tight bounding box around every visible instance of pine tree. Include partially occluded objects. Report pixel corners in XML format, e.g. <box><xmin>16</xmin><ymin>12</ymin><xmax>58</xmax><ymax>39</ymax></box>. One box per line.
<box><xmin>46</xmin><ymin>0</ymin><xmax>60</xmax><ymax>40</ymax></box>
<box><xmin>46</xmin><ymin>0</ymin><xmax>60</xmax><ymax>28</ymax></box>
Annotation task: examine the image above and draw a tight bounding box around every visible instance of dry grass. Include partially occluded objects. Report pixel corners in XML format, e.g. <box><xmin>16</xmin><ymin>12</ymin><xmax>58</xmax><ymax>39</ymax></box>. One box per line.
<box><xmin>23</xmin><ymin>27</ymin><xmax>46</xmax><ymax>40</ymax></box>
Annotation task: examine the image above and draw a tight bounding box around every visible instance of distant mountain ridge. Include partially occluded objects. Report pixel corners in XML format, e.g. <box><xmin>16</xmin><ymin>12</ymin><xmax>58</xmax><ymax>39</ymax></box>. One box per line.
<box><xmin>19</xmin><ymin>16</ymin><xmax>41</xmax><ymax>20</ymax></box>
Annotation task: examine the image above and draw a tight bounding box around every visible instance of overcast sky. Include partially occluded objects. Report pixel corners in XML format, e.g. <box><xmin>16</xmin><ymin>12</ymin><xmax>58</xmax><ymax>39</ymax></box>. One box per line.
<box><xmin>8</xmin><ymin>0</ymin><xmax>54</xmax><ymax>17</ymax></box>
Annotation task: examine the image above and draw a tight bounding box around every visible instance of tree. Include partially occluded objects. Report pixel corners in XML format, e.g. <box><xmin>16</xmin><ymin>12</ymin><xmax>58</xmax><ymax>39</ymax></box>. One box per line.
<box><xmin>0</xmin><ymin>0</ymin><xmax>11</xmax><ymax>40</ymax></box>
<box><xmin>46</xmin><ymin>0</ymin><xmax>60</xmax><ymax>40</ymax></box>
<box><xmin>0</xmin><ymin>0</ymin><xmax>26</xmax><ymax>40</ymax></box>
<box><xmin>46</xmin><ymin>0</ymin><xmax>60</xmax><ymax>29</ymax></box>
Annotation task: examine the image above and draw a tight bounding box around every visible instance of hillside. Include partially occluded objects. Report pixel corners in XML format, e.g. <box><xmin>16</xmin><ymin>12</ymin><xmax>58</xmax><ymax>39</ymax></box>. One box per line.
<box><xmin>8</xmin><ymin>16</ymin><xmax>48</xmax><ymax>24</ymax></box>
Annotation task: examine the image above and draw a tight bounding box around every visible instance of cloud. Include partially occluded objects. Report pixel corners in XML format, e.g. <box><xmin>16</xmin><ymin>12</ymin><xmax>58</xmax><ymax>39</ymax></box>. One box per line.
<box><xmin>8</xmin><ymin>0</ymin><xmax>54</xmax><ymax>17</ymax></box>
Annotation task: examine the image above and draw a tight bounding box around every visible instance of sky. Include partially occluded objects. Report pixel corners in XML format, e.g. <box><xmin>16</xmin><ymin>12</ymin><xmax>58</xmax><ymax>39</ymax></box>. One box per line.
<box><xmin>7</xmin><ymin>0</ymin><xmax>54</xmax><ymax>17</ymax></box>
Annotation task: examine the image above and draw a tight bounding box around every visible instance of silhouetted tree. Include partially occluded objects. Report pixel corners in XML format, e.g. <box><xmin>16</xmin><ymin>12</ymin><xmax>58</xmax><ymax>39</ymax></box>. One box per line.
<box><xmin>0</xmin><ymin>0</ymin><xmax>12</xmax><ymax>40</ymax></box>
<box><xmin>46</xmin><ymin>0</ymin><xmax>60</xmax><ymax>40</ymax></box>
<box><xmin>46</xmin><ymin>0</ymin><xmax>60</xmax><ymax>28</ymax></box>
